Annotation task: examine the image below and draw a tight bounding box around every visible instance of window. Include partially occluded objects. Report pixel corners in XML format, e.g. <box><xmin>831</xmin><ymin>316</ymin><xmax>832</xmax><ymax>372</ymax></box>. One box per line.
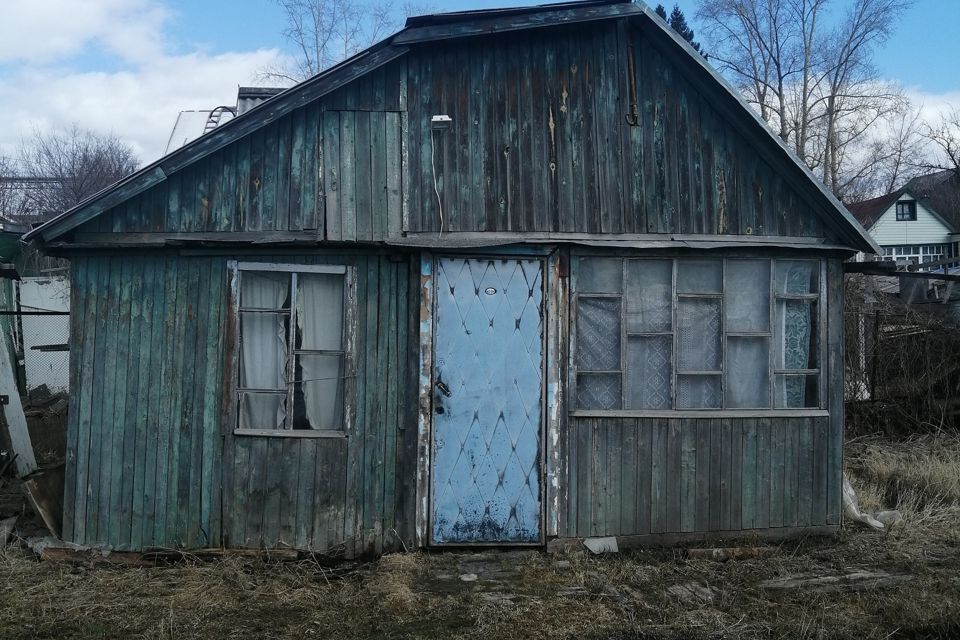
<box><xmin>881</xmin><ymin>244</ymin><xmax>951</xmax><ymax>270</ymax></box>
<box><xmin>233</xmin><ymin>263</ymin><xmax>350</xmax><ymax>433</ymax></box>
<box><xmin>895</xmin><ymin>201</ymin><xmax>917</xmax><ymax>221</ymax></box>
<box><xmin>573</xmin><ymin>257</ymin><xmax>823</xmax><ymax>411</ymax></box>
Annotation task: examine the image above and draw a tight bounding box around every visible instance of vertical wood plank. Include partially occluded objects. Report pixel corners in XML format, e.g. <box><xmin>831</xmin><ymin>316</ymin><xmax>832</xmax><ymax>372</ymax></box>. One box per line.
<box><xmin>636</xmin><ymin>417</ymin><xmax>651</xmax><ymax>534</ymax></box>
<box><xmin>741</xmin><ymin>419</ymin><xmax>758</xmax><ymax>530</ymax></box>
<box><xmin>323</xmin><ymin>111</ymin><xmax>342</xmax><ymax>241</ymax></box>
<box><xmin>650</xmin><ymin>418</ymin><xmax>667</xmax><ymax>533</ymax></box>
<box><xmin>680</xmin><ymin>419</ymin><xmax>696</xmax><ymax>532</ymax></box>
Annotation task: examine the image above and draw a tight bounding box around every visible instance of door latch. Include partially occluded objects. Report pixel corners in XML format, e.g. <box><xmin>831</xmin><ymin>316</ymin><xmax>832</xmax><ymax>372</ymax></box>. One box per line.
<box><xmin>435</xmin><ymin>380</ymin><xmax>452</xmax><ymax>397</ymax></box>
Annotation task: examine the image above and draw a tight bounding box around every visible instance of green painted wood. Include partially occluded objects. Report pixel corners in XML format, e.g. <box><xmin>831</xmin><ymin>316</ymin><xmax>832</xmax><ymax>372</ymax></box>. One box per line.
<box><xmin>665</xmin><ymin>418</ymin><xmax>681</xmax><ymax>531</ymax></box>
<box><xmin>323</xmin><ymin>111</ymin><xmax>342</xmax><ymax>241</ymax></box>
<box><xmin>606</xmin><ymin>419</ymin><xmax>622</xmax><ymax>535</ymax></box>
<box><xmin>827</xmin><ymin>258</ymin><xmax>844</xmax><ymax>524</ymax></box>
<box><xmin>620</xmin><ymin>419</ymin><xmax>638</xmax><ymax>535</ymax></box>
<box><xmin>694</xmin><ymin>418</ymin><xmax>710</xmax><ymax>531</ymax></box>
<box><xmin>680</xmin><ymin>419</ymin><xmax>696</xmax><ymax>532</ymax></box>
<box><xmin>153</xmin><ymin>257</ymin><xmax>180</xmax><ymax>543</ymax></box>
<box><xmin>799</xmin><ymin>417</ymin><xmax>813</xmax><ymax>526</ymax></box>
<box><xmin>88</xmin><ymin>256</ymin><xmax>118</xmax><ymax>542</ymax></box>
<box><xmin>130</xmin><ymin>258</ymin><xmax>157</xmax><ymax>549</ymax></box>
<box><xmin>576</xmin><ymin>418</ymin><xmax>592</xmax><ymax>536</ymax></box>
<box><xmin>741</xmin><ymin>419</ymin><xmax>758</xmax><ymax>530</ymax></box>
<box><xmin>650</xmin><ymin>418</ymin><xmax>667</xmax><ymax>533</ymax></box>
<box><xmin>755</xmin><ymin>417</ymin><xmax>771</xmax><ymax>529</ymax></box>
<box><xmin>275</xmin><ymin>116</ymin><xmax>292</xmax><ymax>233</ymax></box>
<box><xmin>340</xmin><ymin>111</ymin><xmax>358</xmax><ymax>242</ymax></box>
<box><xmin>62</xmin><ymin>259</ymin><xmax>83</xmax><ymax>541</ymax></box>
<box><xmin>384</xmin><ymin>111</ymin><xmax>402</xmax><ymax>237</ymax></box>
<box><xmin>770</xmin><ymin>421</ymin><xmax>785</xmax><ymax>528</ymax></box>
<box><xmin>109</xmin><ymin>258</ymin><xmax>134</xmax><ymax>547</ymax></box>
<box><xmin>355</xmin><ymin>111</ymin><xmax>373</xmax><ymax>241</ymax></box>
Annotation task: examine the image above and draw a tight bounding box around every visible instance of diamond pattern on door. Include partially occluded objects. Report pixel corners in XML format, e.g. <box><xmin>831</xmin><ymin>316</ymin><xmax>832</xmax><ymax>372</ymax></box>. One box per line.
<box><xmin>431</xmin><ymin>257</ymin><xmax>543</xmax><ymax>544</ymax></box>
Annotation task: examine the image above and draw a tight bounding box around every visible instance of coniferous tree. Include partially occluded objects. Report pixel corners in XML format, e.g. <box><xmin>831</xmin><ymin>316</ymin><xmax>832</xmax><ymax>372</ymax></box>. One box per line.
<box><xmin>654</xmin><ymin>4</ymin><xmax>706</xmax><ymax>58</ymax></box>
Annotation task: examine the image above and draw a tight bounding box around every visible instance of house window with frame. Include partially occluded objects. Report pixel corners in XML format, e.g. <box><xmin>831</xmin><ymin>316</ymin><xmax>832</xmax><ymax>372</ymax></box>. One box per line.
<box><xmin>573</xmin><ymin>257</ymin><xmax>822</xmax><ymax>411</ymax></box>
<box><xmin>895</xmin><ymin>201</ymin><xmax>917</xmax><ymax>221</ymax></box>
<box><xmin>233</xmin><ymin>263</ymin><xmax>350</xmax><ymax>433</ymax></box>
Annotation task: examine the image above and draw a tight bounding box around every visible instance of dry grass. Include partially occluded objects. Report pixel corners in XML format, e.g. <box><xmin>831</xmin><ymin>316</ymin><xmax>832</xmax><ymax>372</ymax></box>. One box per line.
<box><xmin>2</xmin><ymin>434</ymin><xmax>960</xmax><ymax>639</ymax></box>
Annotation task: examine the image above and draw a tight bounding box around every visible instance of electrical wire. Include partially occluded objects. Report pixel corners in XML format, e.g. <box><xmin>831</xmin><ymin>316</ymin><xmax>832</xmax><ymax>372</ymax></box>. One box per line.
<box><xmin>431</xmin><ymin>128</ymin><xmax>444</xmax><ymax>236</ymax></box>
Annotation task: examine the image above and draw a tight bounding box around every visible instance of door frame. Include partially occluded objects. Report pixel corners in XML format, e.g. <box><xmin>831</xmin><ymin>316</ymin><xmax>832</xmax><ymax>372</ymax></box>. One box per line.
<box><xmin>414</xmin><ymin>249</ymin><xmax>560</xmax><ymax>547</ymax></box>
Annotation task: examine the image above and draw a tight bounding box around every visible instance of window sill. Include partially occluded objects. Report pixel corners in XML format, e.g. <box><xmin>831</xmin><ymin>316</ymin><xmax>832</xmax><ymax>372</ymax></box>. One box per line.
<box><xmin>233</xmin><ymin>429</ymin><xmax>348</xmax><ymax>439</ymax></box>
<box><xmin>569</xmin><ymin>409</ymin><xmax>829</xmax><ymax>419</ymax></box>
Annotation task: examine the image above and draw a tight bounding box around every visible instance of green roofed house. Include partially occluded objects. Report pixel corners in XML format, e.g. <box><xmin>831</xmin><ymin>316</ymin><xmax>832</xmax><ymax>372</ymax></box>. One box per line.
<box><xmin>24</xmin><ymin>0</ymin><xmax>878</xmax><ymax>556</ymax></box>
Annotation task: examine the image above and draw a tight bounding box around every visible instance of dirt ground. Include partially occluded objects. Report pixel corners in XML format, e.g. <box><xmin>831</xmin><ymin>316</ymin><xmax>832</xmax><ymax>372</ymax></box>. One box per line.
<box><xmin>1</xmin><ymin>433</ymin><xmax>959</xmax><ymax>640</ymax></box>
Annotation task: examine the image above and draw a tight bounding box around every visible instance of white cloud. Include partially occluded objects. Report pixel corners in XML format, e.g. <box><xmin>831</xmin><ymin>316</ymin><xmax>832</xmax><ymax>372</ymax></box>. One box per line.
<box><xmin>0</xmin><ymin>0</ymin><xmax>289</xmax><ymax>164</ymax></box>
<box><xmin>904</xmin><ymin>88</ymin><xmax>960</xmax><ymax>124</ymax></box>
<box><xmin>0</xmin><ymin>0</ymin><xmax>169</xmax><ymax>65</ymax></box>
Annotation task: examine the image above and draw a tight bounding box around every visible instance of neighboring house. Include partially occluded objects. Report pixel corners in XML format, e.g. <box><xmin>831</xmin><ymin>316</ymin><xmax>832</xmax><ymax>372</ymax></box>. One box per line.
<box><xmin>165</xmin><ymin>87</ymin><xmax>284</xmax><ymax>154</ymax></box>
<box><xmin>25</xmin><ymin>0</ymin><xmax>876</xmax><ymax>556</ymax></box>
<box><xmin>848</xmin><ymin>180</ymin><xmax>960</xmax><ymax>270</ymax></box>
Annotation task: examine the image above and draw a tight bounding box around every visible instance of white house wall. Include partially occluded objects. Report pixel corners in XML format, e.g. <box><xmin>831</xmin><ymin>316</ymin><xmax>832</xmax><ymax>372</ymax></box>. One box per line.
<box><xmin>870</xmin><ymin>200</ymin><xmax>954</xmax><ymax>246</ymax></box>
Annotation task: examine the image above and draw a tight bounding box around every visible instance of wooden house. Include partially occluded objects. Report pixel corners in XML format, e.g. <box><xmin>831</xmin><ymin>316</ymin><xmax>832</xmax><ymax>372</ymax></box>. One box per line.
<box><xmin>848</xmin><ymin>186</ymin><xmax>960</xmax><ymax>270</ymax></box>
<box><xmin>24</xmin><ymin>0</ymin><xmax>878</xmax><ymax>556</ymax></box>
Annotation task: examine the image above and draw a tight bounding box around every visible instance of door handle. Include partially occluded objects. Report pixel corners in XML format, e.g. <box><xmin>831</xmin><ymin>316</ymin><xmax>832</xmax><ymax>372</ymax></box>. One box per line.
<box><xmin>436</xmin><ymin>380</ymin><xmax>452</xmax><ymax>397</ymax></box>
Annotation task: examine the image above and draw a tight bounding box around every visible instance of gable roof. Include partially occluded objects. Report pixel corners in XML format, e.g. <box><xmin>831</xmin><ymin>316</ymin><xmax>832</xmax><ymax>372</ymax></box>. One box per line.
<box><xmin>23</xmin><ymin>0</ymin><xmax>879</xmax><ymax>253</ymax></box>
<box><xmin>847</xmin><ymin>186</ymin><xmax>959</xmax><ymax>234</ymax></box>
<box><xmin>847</xmin><ymin>190</ymin><xmax>906</xmax><ymax>230</ymax></box>
<box><xmin>904</xmin><ymin>170</ymin><xmax>960</xmax><ymax>229</ymax></box>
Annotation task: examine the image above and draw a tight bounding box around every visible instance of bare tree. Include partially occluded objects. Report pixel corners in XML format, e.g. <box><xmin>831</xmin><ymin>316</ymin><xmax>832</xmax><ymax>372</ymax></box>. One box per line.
<box><xmin>922</xmin><ymin>108</ymin><xmax>960</xmax><ymax>176</ymax></box>
<box><xmin>263</xmin><ymin>0</ymin><xmax>430</xmax><ymax>83</ymax></box>
<box><xmin>0</xmin><ymin>155</ymin><xmax>30</xmax><ymax>221</ymax></box>
<box><xmin>17</xmin><ymin>125</ymin><xmax>138</xmax><ymax>224</ymax></box>
<box><xmin>696</xmin><ymin>0</ymin><xmax>911</xmax><ymax>199</ymax></box>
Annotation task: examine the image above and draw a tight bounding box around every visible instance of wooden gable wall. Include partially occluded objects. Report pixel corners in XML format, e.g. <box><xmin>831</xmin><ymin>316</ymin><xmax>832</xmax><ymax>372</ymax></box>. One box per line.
<box><xmin>70</xmin><ymin>21</ymin><xmax>840</xmax><ymax>244</ymax></box>
<box><xmin>406</xmin><ymin>23</ymin><xmax>827</xmax><ymax>237</ymax></box>
<box><xmin>74</xmin><ymin>59</ymin><xmax>406</xmax><ymax>242</ymax></box>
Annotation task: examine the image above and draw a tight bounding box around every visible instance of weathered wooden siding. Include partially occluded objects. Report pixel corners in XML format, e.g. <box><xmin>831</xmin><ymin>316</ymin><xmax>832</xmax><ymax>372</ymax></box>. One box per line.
<box><xmin>560</xmin><ymin>416</ymin><xmax>835</xmax><ymax>537</ymax></box>
<box><xmin>557</xmin><ymin>255</ymin><xmax>846</xmax><ymax>539</ymax></box>
<box><xmin>67</xmin><ymin>22</ymin><xmax>844</xmax><ymax>246</ymax></box>
<box><xmin>63</xmin><ymin>251</ymin><xmax>417</xmax><ymax>554</ymax></box>
<box><xmin>406</xmin><ymin>24</ymin><xmax>829</xmax><ymax>238</ymax></box>
<box><xmin>76</xmin><ymin>104</ymin><xmax>404</xmax><ymax>241</ymax></box>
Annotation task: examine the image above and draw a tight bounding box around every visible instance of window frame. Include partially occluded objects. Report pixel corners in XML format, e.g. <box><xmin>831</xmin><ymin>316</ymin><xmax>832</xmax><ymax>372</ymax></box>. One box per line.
<box><xmin>569</xmin><ymin>254</ymin><xmax>828</xmax><ymax>417</ymax></box>
<box><xmin>228</xmin><ymin>261</ymin><xmax>355</xmax><ymax>439</ymax></box>
<box><xmin>895</xmin><ymin>201</ymin><xmax>917</xmax><ymax>221</ymax></box>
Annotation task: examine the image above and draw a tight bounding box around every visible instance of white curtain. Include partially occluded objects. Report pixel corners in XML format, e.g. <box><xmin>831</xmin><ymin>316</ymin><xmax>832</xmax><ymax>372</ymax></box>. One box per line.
<box><xmin>239</xmin><ymin>272</ymin><xmax>289</xmax><ymax>429</ymax></box>
<box><xmin>295</xmin><ymin>273</ymin><xmax>344</xmax><ymax>429</ymax></box>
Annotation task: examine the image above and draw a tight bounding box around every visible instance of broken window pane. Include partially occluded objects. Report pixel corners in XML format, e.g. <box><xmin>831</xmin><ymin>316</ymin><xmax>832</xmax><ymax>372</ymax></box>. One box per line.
<box><xmin>677</xmin><ymin>259</ymin><xmax>722</xmax><ymax>294</ymax></box>
<box><xmin>576</xmin><ymin>296</ymin><xmax>621</xmax><ymax>371</ymax></box>
<box><xmin>296</xmin><ymin>273</ymin><xmax>344</xmax><ymax>351</ymax></box>
<box><xmin>239</xmin><ymin>312</ymin><xmax>288</xmax><ymax>390</ymax></box>
<box><xmin>238</xmin><ymin>392</ymin><xmax>286</xmax><ymax>429</ymax></box>
<box><xmin>725</xmin><ymin>260</ymin><xmax>770</xmax><ymax>332</ymax></box>
<box><xmin>776</xmin><ymin>299</ymin><xmax>819</xmax><ymax>369</ymax></box>
<box><xmin>625</xmin><ymin>336</ymin><xmax>672</xmax><ymax>409</ymax></box>
<box><xmin>678</xmin><ymin>298</ymin><xmax>721</xmax><ymax>371</ymax></box>
<box><xmin>578</xmin><ymin>257</ymin><xmax>623</xmax><ymax>293</ymax></box>
<box><xmin>577</xmin><ymin>373</ymin><xmax>621</xmax><ymax>410</ymax></box>
<box><xmin>676</xmin><ymin>374</ymin><xmax>721</xmax><ymax>409</ymax></box>
<box><xmin>625</xmin><ymin>260</ymin><xmax>672</xmax><ymax>333</ymax></box>
<box><xmin>292</xmin><ymin>354</ymin><xmax>343</xmax><ymax>429</ymax></box>
<box><xmin>775</xmin><ymin>260</ymin><xmax>818</xmax><ymax>295</ymax></box>
<box><xmin>725</xmin><ymin>337</ymin><xmax>769</xmax><ymax>408</ymax></box>
<box><xmin>774</xmin><ymin>374</ymin><xmax>819</xmax><ymax>408</ymax></box>
<box><xmin>241</xmin><ymin>271</ymin><xmax>290</xmax><ymax>309</ymax></box>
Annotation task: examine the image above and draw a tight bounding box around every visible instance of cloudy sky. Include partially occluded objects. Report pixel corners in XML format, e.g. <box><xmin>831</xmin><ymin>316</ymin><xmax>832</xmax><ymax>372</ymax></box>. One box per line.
<box><xmin>1</xmin><ymin>0</ymin><xmax>957</xmax><ymax>165</ymax></box>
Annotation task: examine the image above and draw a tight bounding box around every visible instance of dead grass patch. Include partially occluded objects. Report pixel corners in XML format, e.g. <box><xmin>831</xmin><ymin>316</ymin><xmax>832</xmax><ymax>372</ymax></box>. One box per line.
<box><xmin>1</xmin><ymin>435</ymin><xmax>960</xmax><ymax>639</ymax></box>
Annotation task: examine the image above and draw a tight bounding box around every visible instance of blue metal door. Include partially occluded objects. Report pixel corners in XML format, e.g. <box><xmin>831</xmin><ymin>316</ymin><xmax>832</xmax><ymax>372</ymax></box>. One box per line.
<box><xmin>431</xmin><ymin>257</ymin><xmax>544</xmax><ymax>544</ymax></box>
